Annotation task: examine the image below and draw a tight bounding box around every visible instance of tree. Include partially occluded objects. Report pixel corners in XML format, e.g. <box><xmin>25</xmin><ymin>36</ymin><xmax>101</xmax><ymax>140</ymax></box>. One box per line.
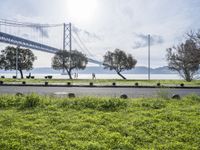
<box><xmin>103</xmin><ymin>49</ymin><xmax>137</xmax><ymax>79</ymax></box>
<box><xmin>166</xmin><ymin>39</ymin><xmax>200</xmax><ymax>82</ymax></box>
<box><xmin>52</xmin><ymin>50</ymin><xmax>88</xmax><ymax>79</ymax></box>
<box><xmin>0</xmin><ymin>46</ymin><xmax>36</xmax><ymax>79</ymax></box>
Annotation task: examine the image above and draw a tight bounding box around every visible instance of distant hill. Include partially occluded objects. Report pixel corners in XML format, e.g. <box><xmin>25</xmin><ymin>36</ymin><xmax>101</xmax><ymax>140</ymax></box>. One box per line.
<box><xmin>0</xmin><ymin>66</ymin><xmax>177</xmax><ymax>74</ymax></box>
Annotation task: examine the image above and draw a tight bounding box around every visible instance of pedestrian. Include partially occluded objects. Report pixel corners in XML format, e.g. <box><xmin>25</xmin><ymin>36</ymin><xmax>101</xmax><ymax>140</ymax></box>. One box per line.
<box><xmin>29</xmin><ymin>72</ymin><xmax>31</xmax><ymax>78</ymax></box>
<box><xmin>92</xmin><ymin>73</ymin><xmax>96</xmax><ymax>79</ymax></box>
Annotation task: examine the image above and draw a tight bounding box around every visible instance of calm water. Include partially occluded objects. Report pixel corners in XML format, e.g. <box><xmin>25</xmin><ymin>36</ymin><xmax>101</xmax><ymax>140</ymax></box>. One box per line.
<box><xmin>1</xmin><ymin>73</ymin><xmax>182</xmax><ymax>80</ymax></box>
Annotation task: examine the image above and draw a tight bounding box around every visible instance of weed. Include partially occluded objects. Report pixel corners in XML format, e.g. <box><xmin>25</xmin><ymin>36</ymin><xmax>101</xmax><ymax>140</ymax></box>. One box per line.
<box><xmin>21</xmin><ymin>94</ymin><xmax>41</xmax><ymax>108</ymax></box>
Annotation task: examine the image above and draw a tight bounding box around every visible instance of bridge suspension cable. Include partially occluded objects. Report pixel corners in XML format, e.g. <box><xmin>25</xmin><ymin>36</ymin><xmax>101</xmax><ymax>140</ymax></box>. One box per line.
<box><xmin>0</xmin><ymin>19</ymin><xmax>63</xmax><ymax>28</ymax></box>
<box><xmin>73</xmin><ymin>29</ymin><xmax>95</xmax><ymax>58</ymax></box>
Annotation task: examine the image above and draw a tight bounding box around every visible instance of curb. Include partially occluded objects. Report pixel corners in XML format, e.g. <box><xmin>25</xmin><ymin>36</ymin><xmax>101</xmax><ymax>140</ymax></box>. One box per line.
<box><xmin>0</xmin><ymin>83</ymin><xmax>200</xmax><ymax>89</ymax></box>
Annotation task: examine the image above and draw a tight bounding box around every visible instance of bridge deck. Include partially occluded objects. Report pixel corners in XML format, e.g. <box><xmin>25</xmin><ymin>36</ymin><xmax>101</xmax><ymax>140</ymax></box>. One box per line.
<box><xmin>0</xmin><ymin>32</ymin><xmax>102</xmax><ymax>65</ymax></box>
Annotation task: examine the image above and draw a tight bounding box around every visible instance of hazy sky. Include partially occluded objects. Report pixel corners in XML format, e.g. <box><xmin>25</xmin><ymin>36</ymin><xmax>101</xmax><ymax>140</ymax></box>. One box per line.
<box><xmin>0</xmin><ymin>0</ymin><xmax>200</xmax><ymax>68</ymax></box>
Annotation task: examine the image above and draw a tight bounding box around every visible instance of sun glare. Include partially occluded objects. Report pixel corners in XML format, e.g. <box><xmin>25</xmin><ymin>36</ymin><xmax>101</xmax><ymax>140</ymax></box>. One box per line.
<box><xmin>66</xmin><ymin>0</ymin><xmax>98</xmax><ymax>24</ymax></box>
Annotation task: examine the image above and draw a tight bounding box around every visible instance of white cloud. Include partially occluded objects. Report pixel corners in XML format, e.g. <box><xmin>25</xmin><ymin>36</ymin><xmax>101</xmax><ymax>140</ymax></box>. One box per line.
<box><xmin>0</xmin><ymin>0</ymin><xmax>200</xmax><ymax>67</ymax></box>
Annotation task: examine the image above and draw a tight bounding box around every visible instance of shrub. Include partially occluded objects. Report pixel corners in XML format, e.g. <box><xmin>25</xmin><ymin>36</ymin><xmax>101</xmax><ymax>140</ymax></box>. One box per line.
<box><xmin>185</xmin><ymin>94</ymin><xmax>200</xmax><ymax>102</ymax></box>
<box><xmin>47</xmin><ymin>75</ymin><xmax>52</xmax><ymax>79</ymax></box>
<box><xmin>21</xmin><ymin>94</ymin><xmax>41</xmax><ymax>108</ymax></box>
<box><xmin>141</xmin><ymin>100</ymin><xmax>166</xmax><ymax>109</ymax></box>
<box><xmin>0</xmin><ymin>95</ymin><xmax>23</xmax><ymax>108</ymax></box>
<box><xmin>61</xmin><ymin>97</ymin><xmax>128</xmax><ymax>111</ymax></box>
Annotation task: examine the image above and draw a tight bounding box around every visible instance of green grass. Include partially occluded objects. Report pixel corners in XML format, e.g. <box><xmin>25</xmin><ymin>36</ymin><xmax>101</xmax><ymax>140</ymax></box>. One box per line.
<box><xmin>0</xmin><ymin>94</ymin><xmax>200</xmax><ymax>149</ymax></box>
<box><xmin>1</xmin><ymin>78</ymin><xmax>200</xmax><ymax>86</ymax></box>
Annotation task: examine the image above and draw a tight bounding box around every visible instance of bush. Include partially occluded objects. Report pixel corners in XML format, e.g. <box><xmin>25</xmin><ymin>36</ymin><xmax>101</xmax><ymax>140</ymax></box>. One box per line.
<box><xmin>61</xmin><ymin>97</ymin><xmax>127</xmax><ymax>111</ymax></box>
<box><xmin>21</xmin><ymin>94</ymin><xmax>41</xmax><ymax>108</ymax></box>
<box><xmin>185</xmin><ymin>94</ymin><xmax>200</xmax><ymax>102</ymax></box>
<box><xmin>135</xmin><ymin>82</ymin><xmax>139</xmax><ymax>86</ymax></box>
<box><xmin>0</xmin><ymin>95</ymin><xmax>23</xmax><ymax>108</ymax></box>
<box><xmin>47</xmin><ymin>75</ymin><xmax>52</xmax><ymax>79</ymax></box>
<box><xmin>141</xmin><ymin>100</ymin><xmax>166</xmax><ymax>109</ymax></box>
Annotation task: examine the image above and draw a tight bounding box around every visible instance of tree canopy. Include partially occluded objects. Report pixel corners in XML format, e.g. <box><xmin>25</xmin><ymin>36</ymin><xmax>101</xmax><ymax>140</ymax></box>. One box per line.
<box><xmin>52</xmin><ymin>50</ymin><xmax>88</xmax><ymax>79</ymax></box>
<box><xmin>103</xmin><ymin>49</ymin><xmax>137</xmax><ymax>79</ymax></box>
<box><xmin>0</xmin><ymin>46</ymin><xmax>36</xmax><ymax>79</ymax></box>
<box><xmin>166</xmin><ymin>39</ymin><xmax>200</xmax><ymax>81</ymax></box>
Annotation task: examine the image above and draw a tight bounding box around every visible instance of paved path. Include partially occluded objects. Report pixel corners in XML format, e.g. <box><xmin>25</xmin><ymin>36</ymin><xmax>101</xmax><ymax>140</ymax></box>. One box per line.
<box><xmin>0</xmin><ymin>86</ymin><xmax>200</xmax><ymax>98</ymax></box>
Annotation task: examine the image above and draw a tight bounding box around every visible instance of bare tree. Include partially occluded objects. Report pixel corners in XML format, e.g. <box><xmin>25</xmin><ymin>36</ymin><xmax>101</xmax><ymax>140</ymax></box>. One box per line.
<box><xmin>52</xmin><ymin>50</ymin><xmax>88</xmax><ymax>79</ymax></box>
<box><xmin>166</xmin><ymin>39</ymin><xmax>200</xmax><ymax>81</ymax></box>
<box><xmin>103</xmin><ymin>49</ymin><xmax>137</xmax><ymax>79</ymax></box>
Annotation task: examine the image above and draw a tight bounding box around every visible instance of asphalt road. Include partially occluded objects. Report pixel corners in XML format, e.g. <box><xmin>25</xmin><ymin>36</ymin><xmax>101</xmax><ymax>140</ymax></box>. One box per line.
<box><xmin>0</xmin><ymin>86</ymin><xmax>200</xmax><ymax>98</ymax></box>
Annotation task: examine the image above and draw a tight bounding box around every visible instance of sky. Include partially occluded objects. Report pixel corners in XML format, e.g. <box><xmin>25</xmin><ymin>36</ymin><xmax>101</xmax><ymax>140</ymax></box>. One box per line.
<box><xmin>0</xmin><ymin>0</ymin><xmax>200</xmax><ymax>68</ymax></box>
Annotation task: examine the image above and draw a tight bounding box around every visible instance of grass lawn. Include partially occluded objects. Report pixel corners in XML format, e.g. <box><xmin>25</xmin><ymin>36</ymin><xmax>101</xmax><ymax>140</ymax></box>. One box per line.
<box><xmin>0</xmin><ymin>94</ymin><xmax>200</xmax><ymax>149</ymax></box>
<box><xmin>0</xmin><ymin>78</ymin><xmax>200</xmax><ymax>86</ymax></box>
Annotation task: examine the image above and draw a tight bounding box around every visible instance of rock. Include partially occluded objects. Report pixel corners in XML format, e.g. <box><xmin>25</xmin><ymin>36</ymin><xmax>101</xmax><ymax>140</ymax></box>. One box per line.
<box><xmin>120</xmin><ymin>94</ymin><xmax>128</xmax><ymax>99</ymax></box>
<box><xmin>172</xmin><ymin>94</ymin><xmax>181</xmax><ymax>100</ymax></box>
<box><xmin>68</xmin><ymin>93</ymin><xmax>75</xmax><ymax>98</ymax></box>
<box><xmin>16</xmin><ymin>92</ymin><xmax>23</xmax><ymax>96</ymax></box>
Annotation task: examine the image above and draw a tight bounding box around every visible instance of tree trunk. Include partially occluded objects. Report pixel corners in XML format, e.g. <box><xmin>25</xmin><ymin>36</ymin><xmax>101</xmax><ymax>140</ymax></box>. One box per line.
<box><xmin>19</xmin><ymin>69</ymin><xmax>24</xmax><ymax>79</ymax></box>
<box><xmin>117</xmin><ymin>72</ymin><xmax>126</xmax><ymax>80</ymax></box>
<box><xmin>67</xmin><ymin>70</ymin><xmax>72</xmax><ymax>79</ymax></box>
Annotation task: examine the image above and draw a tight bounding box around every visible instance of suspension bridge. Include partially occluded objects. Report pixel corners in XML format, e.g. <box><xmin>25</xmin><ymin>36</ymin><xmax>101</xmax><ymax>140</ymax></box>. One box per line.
<box><xmin>0</xmin><ymin>19</ymin><xmax>102</xmax><ymax>65</ymax></box>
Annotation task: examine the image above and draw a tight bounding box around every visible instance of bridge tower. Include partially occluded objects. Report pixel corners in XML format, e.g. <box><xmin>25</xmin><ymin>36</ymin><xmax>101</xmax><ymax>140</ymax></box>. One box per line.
<box><xmin>63</xmin><ymin>23</ymin><xmax>72</xmax><ymax>52</ymax></box>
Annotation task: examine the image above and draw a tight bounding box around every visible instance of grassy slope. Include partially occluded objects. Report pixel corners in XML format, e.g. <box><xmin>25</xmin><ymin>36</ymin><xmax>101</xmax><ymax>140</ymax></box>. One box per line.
<box><xmin>1</xmin><ymin>78</ymin><xmax>200</xmax><ymax>86</ymax></box>
<box><xmin>0</xmin><ymin>94</ymin><xmax>200</xmax><ymax>149</ymax></box>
